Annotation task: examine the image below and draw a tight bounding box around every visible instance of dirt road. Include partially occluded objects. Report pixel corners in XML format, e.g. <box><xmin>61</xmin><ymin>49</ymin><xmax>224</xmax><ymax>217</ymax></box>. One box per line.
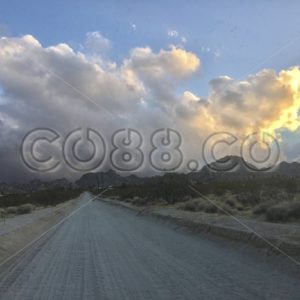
<box><xmin>0</xmin><ymin>193</ymin><xmax>299</xmax><ymax>299</ymax></box>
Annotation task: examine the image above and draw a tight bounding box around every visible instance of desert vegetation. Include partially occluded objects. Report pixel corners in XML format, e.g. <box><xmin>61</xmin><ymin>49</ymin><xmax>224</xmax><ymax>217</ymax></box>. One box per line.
<box><xmin>103</xmin><ymin>174</ymin><xmax>300</xmax><ymax>223</ymax></box>
<box><xmin>178</xmin><ymin>192</ymin><xmax>300</xmax><ymax>223</ymax></box>
<box><xmin>0</xmin><ymin>188</ymin><xmax>83</xmax><ymax>217</ymax></box>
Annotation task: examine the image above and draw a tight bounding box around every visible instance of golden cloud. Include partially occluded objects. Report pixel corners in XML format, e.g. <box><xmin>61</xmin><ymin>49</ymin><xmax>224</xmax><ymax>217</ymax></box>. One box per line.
<box><xmin>184</xmin><ymin>67</ymin><xmax>300</xmax><ymax>139</ymax></box>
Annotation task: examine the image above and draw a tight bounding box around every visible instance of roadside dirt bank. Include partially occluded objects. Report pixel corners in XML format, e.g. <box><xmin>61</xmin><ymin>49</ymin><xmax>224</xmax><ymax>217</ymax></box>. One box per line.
<box><xmin>100</xmin><ymin>198</ymin><xmax>300</xmax><ymax>258</ymax></box>
<box><xmin>0</xmin><ymin>193</ymin><xmax>86</xmax><ymax>264</ymax></box>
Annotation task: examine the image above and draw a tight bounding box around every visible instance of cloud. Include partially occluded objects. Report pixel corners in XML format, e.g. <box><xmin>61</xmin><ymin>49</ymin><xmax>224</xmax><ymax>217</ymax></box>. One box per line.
<box><xmin>167</xmin><ymin>30</ymin><xmax>179</xmax><ymax>37</ymax></box>
<box><xmin>84</xmin><ymin>31</ymin><xmax>111</xmax><ymax>55</ymax></box>
<box><xmin>0</xmin><ymin>35</ymin><xmax>201</xmax><ymax>180</ymax></box>
<box><xmin>0</xmin><ymin>34</ymin><xmax>300</xmax><ymax>180</ymax></box>
<box><xmin>201</xmin><ymin>47</ymin><xmax>222</xmax><ymax>59</ymax></box>
<box><xmin>127</xmin><ymin>45</ymin><xmax>200</xmax><ymax>81</ymax></box>
<box><xmin>123</xmin><ymin>45</ymin><xmax>200</xmax><ymax>110</ymax></box>
<box><xmin>167</xmin><ymin>30</ymin><xmax>187</xmax><ymax>44</ymax></box>
<box><xmin>176</xmin><ymin>67</ymin><xmax>300</xmax><ymax>164</ymax></box>
<box><xmin>182</xmin><ymin>91</ymin><xmax>201</xmax><ymax>102</ymax></box>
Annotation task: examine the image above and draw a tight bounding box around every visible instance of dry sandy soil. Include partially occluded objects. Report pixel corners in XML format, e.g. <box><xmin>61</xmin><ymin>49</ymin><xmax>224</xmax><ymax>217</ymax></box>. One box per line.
<box><xmin>0</xmin><ymin>193</ymin><xmax>87</xmax><ymax>263</ymax></box>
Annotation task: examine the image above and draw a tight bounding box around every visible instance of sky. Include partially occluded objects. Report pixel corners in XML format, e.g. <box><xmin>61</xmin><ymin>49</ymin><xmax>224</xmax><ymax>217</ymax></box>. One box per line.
<box><xmin>1</xmin><ymin>0</ymin><xmax>300</xmax><ymax>181</ymax></box>
<box><xmin>2</xmin><ymin>1</ymin><xmax>300</xmax><ymax>93</ymax></box>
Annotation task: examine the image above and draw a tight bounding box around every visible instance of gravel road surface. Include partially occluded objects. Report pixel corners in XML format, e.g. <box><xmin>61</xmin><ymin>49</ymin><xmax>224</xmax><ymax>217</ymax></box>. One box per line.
<box><xmin>0</xmin><ymin>193</ymin><xmax>299</xmax><ymax>300</ymax></box>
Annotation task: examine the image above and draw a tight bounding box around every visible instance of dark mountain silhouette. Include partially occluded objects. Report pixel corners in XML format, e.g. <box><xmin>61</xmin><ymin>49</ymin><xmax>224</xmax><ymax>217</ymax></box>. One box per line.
<box><xmin>191</xmin><ymin>155</ymin><xmax>300</xmax><ymax>182</ymax></box>
<box><xmin>75</xmin><ymin>170</ymin><xmax>148</xmax><ymax>189</ymax></box>
<box><xmin>76</xmin><ymin>156</ymin><xmax>300</xmax><ymax>188</ymax></box>
<box><xmin>189</xmin><ymin>155</ymin><xmax>261</xmax><ymax>182</ymax></box>
<box><xmin>1</xmin><ymin>156</ymin><xmax>300</xmax><ymax>193</ymax></box>
<box><xmin>275</xmin><ymin>161</ymin><xmax>300</xmax><ymax>177</ymax></box>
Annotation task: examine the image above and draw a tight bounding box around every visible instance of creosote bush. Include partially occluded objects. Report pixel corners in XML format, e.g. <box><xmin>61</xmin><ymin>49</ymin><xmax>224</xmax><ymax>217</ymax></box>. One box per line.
<box><xmin>266</xmin><ymin>200</ymin><xmax>300</xmax><ymax>222</ymax></box>
<box><xmin>16</xmin><ymin>203</ymin><xmax>35</xmax><ymax>214</ymax></box>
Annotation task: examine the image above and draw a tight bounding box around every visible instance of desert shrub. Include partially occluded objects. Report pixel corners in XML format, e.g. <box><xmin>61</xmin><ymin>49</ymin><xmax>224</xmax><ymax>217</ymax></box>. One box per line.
<box><xmin>203</xmin><ymin>203</ymin><xmax>218</xmax><ymax>213</ymax></box>
<box><xmin>224</xmin><ymin>197</ymin><xmax>241</xmax><ymax>210</ymax></box>
<box><xmin>266</xmin><ymin>204</ymin><xmax>289</xmax><ymax>222</ymax></box>
<box><xmin>123</xmin><ymin>198</ymin><xmax>132</xmax><ymax>203</ymax></box>
<box><xmin>266</xmin><ymin>200</ymin><xmax>300</xmax><ymax>222</ymax></box>
<box><xmin>223</xmin><ymin>191</ymin><xmax>237</xmax><ymax>205</ymax></box>
<box><xmin>155</xmin><ymin>198</ymin><xmax>168</xmax><ymax>205</ymax></box>
<box><xmin>179</xmin><ymin>199</ymin><xmax>201</xmax><ymax>212</ymax></box>
<box><xmin>217</xmin><ymin>203</ymin><xmax>233</xmax><ymax>215</ymax></box>
<box><xmin>178</xmin><ymin>196</ymin><xmax>229</xmax><ymax>214</ymax></box>
<box><xmin>131</xmin><ymin>196</ymin><xmax>148</xmax><ymax>206</ymax></box>
<box><xmin>225</xmin><ymin>198</ymin><xmax>236</xmax><ymax>207</ymax></box>
<box><xmin>16</xmin><ymin>203</ymin><xmax>35</xmax><ymax>214</ymax></box>
<box><xmin>253</xmin><ymin>203</ymin><xmax>271</xmax><ymax>215</ymax></box>
<box><xmin>292</xmin><ymin>194</ymin><xmax>300</xmax><ymax>201</ymax></box>
<box><xmin>5</xmin><ymin>206</ymin><xmax>17</xmax><ymax>215</ymax></box>
<box><xmin>275</xmin><ymin>190</ymin><xmax>289</xmax><ymax>202</ymax></box>
<box><xmin>236</xmin><ymin>192</ymin><xmax>260</xmax><ymax>206</ymax></box>
<box><xmin>284</xmin><ymin>201</ymin><xmax>300</xmax><ymax>219</ymax></box>
<box><xmin>235</xmin><ymin>204</ymin><xmax>245</xmax><ymax>211</ymax></box>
